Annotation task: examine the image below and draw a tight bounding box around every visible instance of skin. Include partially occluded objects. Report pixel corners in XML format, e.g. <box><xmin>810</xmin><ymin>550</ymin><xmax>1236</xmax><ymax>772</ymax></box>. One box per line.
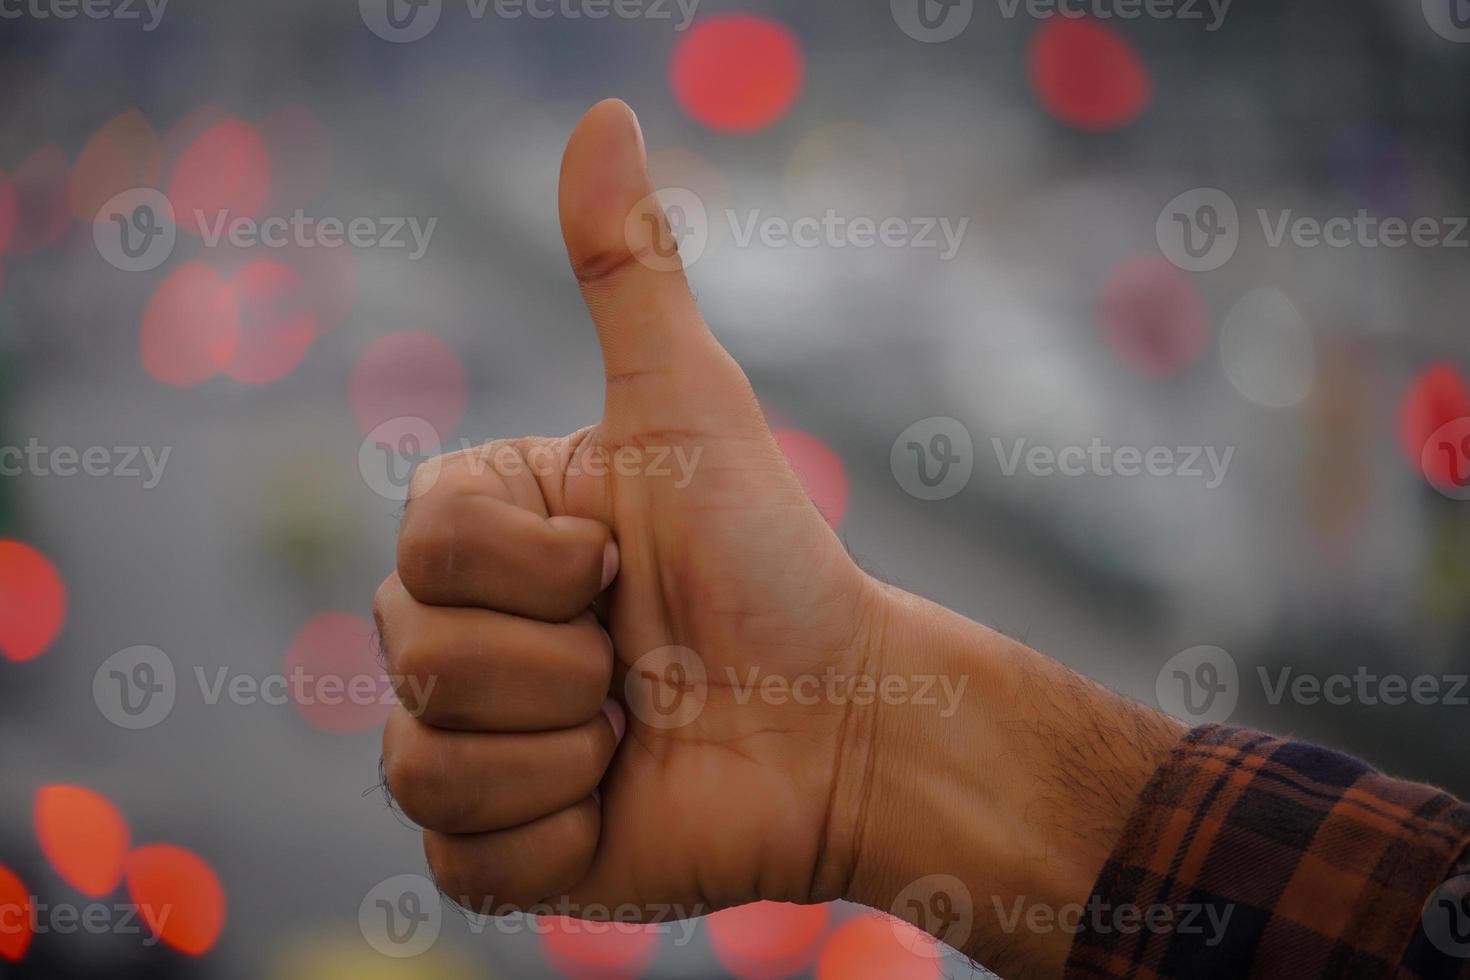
<box><xmin>376</xmin><ymin>99</ymin><xmax>1184</xmax><ymax>979</ymax></box>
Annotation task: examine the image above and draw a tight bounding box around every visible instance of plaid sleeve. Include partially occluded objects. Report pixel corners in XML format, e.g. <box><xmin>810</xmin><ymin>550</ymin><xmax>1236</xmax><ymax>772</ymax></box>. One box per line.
<box><xmin>1063</xmin><ymin>725</ymin><xmax>1470</xmax><ymax>979</ymax></box>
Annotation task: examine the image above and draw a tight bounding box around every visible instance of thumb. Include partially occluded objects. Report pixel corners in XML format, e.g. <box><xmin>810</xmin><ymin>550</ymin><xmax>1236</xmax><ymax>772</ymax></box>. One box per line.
<box><xmin>558</xmin><ymin>99</ymin><xmax>748</xmax><ymax>435</ymax></box>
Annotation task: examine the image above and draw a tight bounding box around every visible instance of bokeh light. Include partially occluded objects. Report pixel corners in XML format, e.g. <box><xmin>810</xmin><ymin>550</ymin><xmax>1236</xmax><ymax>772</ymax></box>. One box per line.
<box><xmin>124</xmin><ymin>844</ymin><xmax>226</xmax><ymax>956</ymax></box>
<box><xmin>68</xmin><ymin>109</ymin><xmax>162</xmax><ymax>222</ymax></box>
<box><xmin>774</xmin><ymin>429</ymin><xmax>848</xmax><ymax>528</ymax></box>
<box><xmin>1099</xmin><ymin>253</ymin><xmax>1209</xmax><ymax>376</ymax></box>
<box><xmin>670</xmin><ymin>15</ymin><xmax>804</xmax><ymax>134</ymax></box>
<box><xmin>283</xmin><ymin>612</ymin><xmax>390</xmax><ymax>734</ymax></box>
<box><xmin>1219</xmin><ymin>287</ymin><xmax>1315</xmax><ymax>408</ymax></box>
<box><xmin>784</xmin><ymin>124</ymin><xmax>907</xmax><ymax>217</ymax></box>
<box><xmin>708</xmin><ymin>901</ymin><xmax>830</xmax><ymax>979</ymax></box>
<box><xmin>4</xmin><ymin>145</ymin><xmax>71</xmax><ymax>255</ymax></box>
<box><xmin>1028</xmin><ymin>18</ymin><xmax>1151</xmax><ymax>132</ymax></box>
<box><xmin>160</xmin><ymin>104</ymin><xmax>228</xmax><ymax>176</ymax></box>
<box><xmin>539</xmin><ymin>917</ymin><xmax>660</xmax><ymax>979</ymax></box>
<box><xmin>0</xmin><ymin>864</ymin><xmax>32</xmax><ymax>963</ymax></box>
<box><xmin>0</xmin><ymin>540</ymin><xmax>67</xmax><ymax>663</ymax></box>
<box><xmin>167</xmin><ymin>118</ymin><xmax>271</xmax><ymax>237</ymax></box>
<box><xmin>0</xmin><ymin>170</ymin><xmax>16</xmax><ymax>253</ymax></box>
<box><xmin>140</xmin><ymin>262</ymin><xmax>241</xmax><ymax>386</ymax></box>
<box><xmin>225</xmin><ymin>259</ymin><xmax>318</xmax><ymax>384</ymax></box>
<box><xmin>34</xmin><ymin>784</ymin><xmax>130</xmax><ymax>897</ymax></box>
<box><xmin>815</xmin><ymin>914</ymin><xmax>941</xmax><ymax>980</ymax></box>
<box><xmin>348</xmin><ymin>330</ymin><xmax>467</xmax><ymax>449</ymax></box>
<box><xmin>1398</xmin><ymin>362</ymin><xmax>1470</xmax><ymax>487</ymax></box>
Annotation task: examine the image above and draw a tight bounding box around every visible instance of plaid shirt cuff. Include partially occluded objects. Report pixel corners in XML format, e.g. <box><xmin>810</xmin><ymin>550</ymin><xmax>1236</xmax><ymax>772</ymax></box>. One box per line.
<box><xmin>1064</xmin><ymin>725</ymin><xmax>1470</xmax><ymax>979</ymax></box>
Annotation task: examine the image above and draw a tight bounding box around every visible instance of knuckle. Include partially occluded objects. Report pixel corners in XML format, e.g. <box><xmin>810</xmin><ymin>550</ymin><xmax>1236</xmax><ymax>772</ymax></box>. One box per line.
<box><xmin>397</xmin><ymin>506</ymin><xmax>462</xmax><ymax>601</ymax></box>
<box><xmin>372</xmin><ymin>575</ymin><xmax>399</xmax><ymax>653</ymax></box>
<box><xmin>382</xmin><ymin>732</ymin><xmax>433</xmax><ymax>817</ymax></box>
<box><xmin>390</xmin><ymin>640</ymin><xmax>442</xmax><ymax>717</ymax></box>
<box><xmin>423</xmin><ymin>839</ymin><xmax>474</xmax><ymax>907</ymax></box>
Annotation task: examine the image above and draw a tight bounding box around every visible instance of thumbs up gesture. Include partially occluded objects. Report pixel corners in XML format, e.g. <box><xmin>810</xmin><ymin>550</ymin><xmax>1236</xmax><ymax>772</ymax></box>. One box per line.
<box><xmin>375</xmin><ymin>99</ymin><xmax>888</xmax><ymax>918</ymax></box>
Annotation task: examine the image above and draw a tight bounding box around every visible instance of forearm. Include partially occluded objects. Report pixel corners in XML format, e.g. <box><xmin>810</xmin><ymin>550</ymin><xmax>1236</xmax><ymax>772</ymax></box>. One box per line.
<box><xmin>839</xmin><ymin>580</ymin><xmax>1184</xmax><ymax>978</ymax></box>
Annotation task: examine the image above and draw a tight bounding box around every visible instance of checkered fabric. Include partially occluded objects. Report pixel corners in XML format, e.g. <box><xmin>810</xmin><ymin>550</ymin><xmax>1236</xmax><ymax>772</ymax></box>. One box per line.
<box><xmin>1064</xmin><ymin>725</ymin><xmax>1470</xmax><ymax>979</ymax></box>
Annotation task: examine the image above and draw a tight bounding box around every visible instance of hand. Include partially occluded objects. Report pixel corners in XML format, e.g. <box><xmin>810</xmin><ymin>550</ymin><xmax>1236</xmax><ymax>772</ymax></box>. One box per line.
<box><xmin>375</xmin><ymin>99</ymin><xmax>887</xmax><ymax>920</ymax></box>
<box><xmin>374</xmin><ymin>98</ymin><xmax>1184</xmax><ymax>979</ymax></box>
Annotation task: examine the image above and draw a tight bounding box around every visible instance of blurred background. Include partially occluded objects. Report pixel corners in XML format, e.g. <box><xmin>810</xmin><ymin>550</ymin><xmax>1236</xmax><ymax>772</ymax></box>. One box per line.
<box><xmin>2</xmin><ymin>0</ymin><xmax>1470</xmax><ymax>976</ymax></box>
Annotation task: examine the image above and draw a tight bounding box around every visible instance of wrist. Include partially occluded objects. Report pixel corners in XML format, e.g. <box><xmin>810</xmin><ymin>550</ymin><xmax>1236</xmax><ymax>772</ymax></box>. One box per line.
<box><xmin>833</xmin><ymin>579</ymin><xmax>1184</xmax><ymax>976</ymax></box>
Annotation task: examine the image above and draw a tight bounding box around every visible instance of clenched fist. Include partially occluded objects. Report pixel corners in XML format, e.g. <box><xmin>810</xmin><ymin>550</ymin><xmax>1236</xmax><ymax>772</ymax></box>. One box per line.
<box><xmin>376</xmin><ymin>99</ymin><xmax>886</xmax><ymax>918</ymax></box>
<box><xmin>374</xmin><ymin>99</ymin><xmax>1180</xmax><ymax>978</ymax></box>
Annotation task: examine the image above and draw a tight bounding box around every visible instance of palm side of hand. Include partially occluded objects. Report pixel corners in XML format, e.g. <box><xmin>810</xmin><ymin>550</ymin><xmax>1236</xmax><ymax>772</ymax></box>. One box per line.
<box><xmin>557</xmin><ymin>402</ymin><xmax>881</xmax><ymax>914</ymax></box>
